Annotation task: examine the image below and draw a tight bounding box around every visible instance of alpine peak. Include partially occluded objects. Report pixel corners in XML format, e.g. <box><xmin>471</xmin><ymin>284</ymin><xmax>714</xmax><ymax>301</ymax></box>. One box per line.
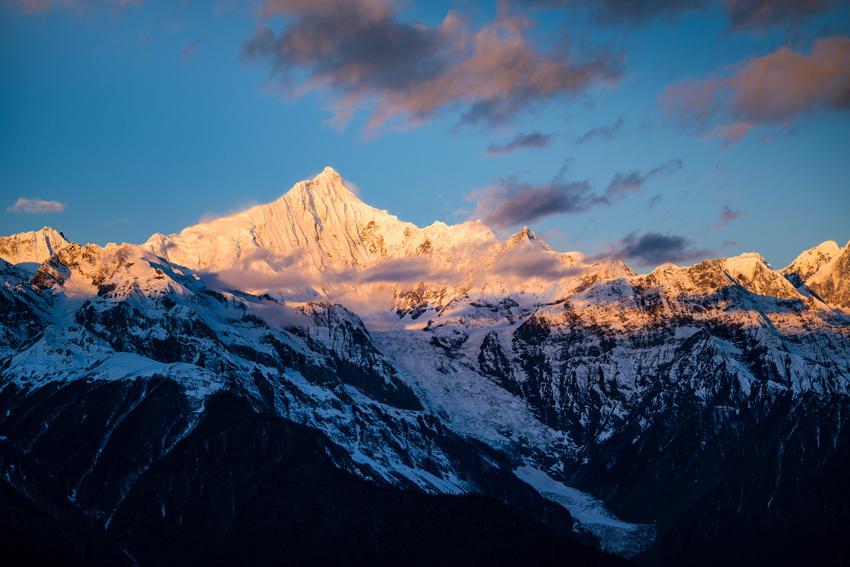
<box><xmin>285</xmin><ymin>167</ymin><xmax>361</xmax><ymax>208</ymax></box>
<box><xmin>781</xmin><ymin>240</ymin><xmax>841</xmax><ymax>284</ymax></box>
<box><xmin>0</xmin><ymin>226</ymin><xmax>70</xmax><ymax>266</ymax></box>
<box><xmin>504</xmin><ymin>226</ymin><xmax>553</xmax><ymax>252</ymax></box>
<box><xmin>805</xmin><ymin>240</ymin><xmax>850</xmax><ymax>310</ymax></box>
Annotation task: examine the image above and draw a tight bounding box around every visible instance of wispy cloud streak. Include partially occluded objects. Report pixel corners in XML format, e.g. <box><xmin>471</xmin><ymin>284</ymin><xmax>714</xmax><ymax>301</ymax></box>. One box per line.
<box><xmin>604</xmin><ymin>159</ymin><xmax>682</xmax><ymax>200</ymax></box>
<box><xmin>182</xmin><ymin>36</ymin><xmax>208</xmax><ymax>63</ymax></box>
<box><xmin>486</xmin><ymin>131</ymin><xmax>554</xmax><ymax>156</ymax></box>
<box><xmin>713</xmin><ymin>205</ymin><xmax>742</xmax><ymax>229</ymax></box>
<box><xmin>576</xmin><ymin>116</ymin><xmax>625</xmax><ymax>144</ymax></box>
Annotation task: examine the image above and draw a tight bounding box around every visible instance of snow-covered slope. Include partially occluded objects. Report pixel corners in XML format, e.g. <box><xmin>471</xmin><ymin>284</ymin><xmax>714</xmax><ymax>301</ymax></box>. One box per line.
<box><xmin>0</xmin><ymin>226</ymin><xmax>69</xmax><ymax>269</ymax></box>
<box><xmin>141</xmin><ymin>169</ymin><xmax>639</xmax><ymax>327</ymax></box>
<box><xmin>143</xmin><ymin>167</ymin><xmax>500</xmax><ymax>297</ymax></box>
<box><xmin>781</xmin><ymin>240</ymin><xmax>841</xmax><ymax>285</ymax></box>
<box><xmin>805</xmin><ymin>240</ymin><xmax>850</xmax><ymax>312</ymax></box>
<box><xmin>1</xmin><ymin>169</ymin><xmax>848</xmax><ymax>566</ymax></box>
<box><xmin>0</xmin><ymin>239</ymin><xmax>536</xmax><ymax>503</ymax></box>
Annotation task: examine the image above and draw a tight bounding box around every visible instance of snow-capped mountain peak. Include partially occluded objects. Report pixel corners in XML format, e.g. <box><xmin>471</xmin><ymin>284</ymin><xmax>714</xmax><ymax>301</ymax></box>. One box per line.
<box><xmin>286</xmin><ymin>166</ymin><xmax>361</xmax><ymax>208</ymax></box>
<box><xmin>143</xmin><ymin>167</ymin><xmax>418</xmax><ymax>278</ymax></box>
<box><xmin>141</xmin><ymin>168</ymin><xmax>505</xmax><ymax>302</ymax></box>
<box><xmin>1</xmin><ymin>170</ymin><xmax>849</xmax><ymax>566</ymax></box>
<box><xmin>805</xmin><ymin>240</ymin><xmax>850</xmax><ymax>311</ymax></box>
<box><xmin>721</xmin><ymin>252</ymin><xmax>803</xmax><ymax>300</ymax></box>
<box><xmin>0</xmin><ymin>226</ymin><xmax>70</xmax><ymax>268</ymax></box>
<box><xmin>504</xmin><ymin>226</ymin><xmax>554</xmax><ymax>252</ymax></box>
<box><xmin>781</xmin><ymin>240</ymin><xmax>841</xmax><ymax>284</ymax></box>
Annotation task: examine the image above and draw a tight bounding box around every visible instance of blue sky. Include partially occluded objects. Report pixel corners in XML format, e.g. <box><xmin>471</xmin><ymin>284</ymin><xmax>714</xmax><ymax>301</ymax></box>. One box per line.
<box><xmin>1</xmin><ymin>0</ymin><xmax>848</xmax><ymax>271</ymax></box>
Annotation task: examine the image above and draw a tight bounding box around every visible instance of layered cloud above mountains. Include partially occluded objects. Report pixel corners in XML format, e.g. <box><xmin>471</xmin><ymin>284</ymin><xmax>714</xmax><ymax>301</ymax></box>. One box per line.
<box><xmin>661</xmin><ymin>36</ymin><xmax>850</xmax><ymax>145</ymax></box>
<box><xmin>240</xmin><ymin>0</ymin><xmax>622</xmax><ymax>133</ymax></box>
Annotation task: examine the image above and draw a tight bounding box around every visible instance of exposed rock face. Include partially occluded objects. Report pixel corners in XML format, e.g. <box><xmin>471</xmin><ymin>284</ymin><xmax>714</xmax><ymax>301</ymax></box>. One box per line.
<box><xmin>1</xmin><ymin>170</ymin><xmax>848</xmax><ymax>566</ymax></box>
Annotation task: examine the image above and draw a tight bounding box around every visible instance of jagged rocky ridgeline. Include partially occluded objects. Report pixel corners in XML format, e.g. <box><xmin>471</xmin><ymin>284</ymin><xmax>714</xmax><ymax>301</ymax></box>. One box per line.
<box><xmin>1</xmin><ymin>168</ymin><xmax>848</xmax><ymax>567</ymax></box>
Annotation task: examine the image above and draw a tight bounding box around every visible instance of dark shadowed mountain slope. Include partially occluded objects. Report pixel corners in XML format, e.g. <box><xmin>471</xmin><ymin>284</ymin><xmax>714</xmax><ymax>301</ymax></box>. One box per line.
<box><xmin>1</xmin><ymin>171</ymin><xmax>847</xmax><ymax>566</ymax></box>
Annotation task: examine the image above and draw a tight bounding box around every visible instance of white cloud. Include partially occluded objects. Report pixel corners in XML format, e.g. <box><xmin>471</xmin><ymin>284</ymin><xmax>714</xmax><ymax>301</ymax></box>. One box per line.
<box><xmin>7</xmin><ymin>198</ymin><xmax>66</xmax><ymax>214</ymax></box>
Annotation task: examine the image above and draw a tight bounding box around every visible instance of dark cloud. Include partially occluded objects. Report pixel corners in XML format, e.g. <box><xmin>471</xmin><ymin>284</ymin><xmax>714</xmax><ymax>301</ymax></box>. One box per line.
<box><xmin>587</xmin><ymin>0</ymin><xmax>845</xmax><ymax>29</ymax></box>
<box><xmin>604</xmin><ymin>159</ymin><xmax>682</xmax><ymax>200</ymax></box>
<box><xmin>181</xmin><ymin>35</ymin><xmax>207</xmax><ymax>63</ymax></box>
<box><xmin>515</xmin><ymin>0</ymin><xmax>706</xmax><ymax>25</ymax></box>
<box><xmin>467</xmin><ymin>171</ymin><xmax>598</xmax><ymax>230</ymax></box>
<box><xmin>458</xmin><ymin>100</ymin><xmax>516</xmax><ymax>129</ymax></box>
<box><xmin>522</xmin><ymin>0</ymin><xmax>846</xmax><ymax>30</ymax></box>
<box><xmin>722</xmin><ymin>0</ymin><xmax>849</xmax><ymax>30</ymax></box>
<box><xmin>589</xmin><ymin>0</ymin><xmax>708</xmax><ymax>25</ymax></box>
<box><xmin>241</xmin><ymin>0</ymin><xmax>621</xmax><ymax>134</ymax></box>
<box><xmin>660</xmin><ymin>36</ymin><xmax>850</xmax><ymax>145</ymax></box>
<box><xmin>469</xmin><ymin>158</ymin><xmax>681</xmax><ymax>230</ymax></box>
<box><xmin>605</xmin><ymin>171</ymin><xmax>645</xmax><ymax>198</ymax></box>
<box><xmin>576</xmin><ymin>115</ymin><xmax>625</xmax><ymax>144</ymax></box>
<box><xmin>486</xmin><ymin>131</ymin><xmax>554</xmax><ymax>156</ymax></box>
<box><xmin>602</xmin><ymin>232</ymin><xmax>714</xmax><ymax>267</ymax></box>
<box><xmin>713</xmin><ymin>205</ymin><xmax>742</xmax><ymax>229</ymax></box>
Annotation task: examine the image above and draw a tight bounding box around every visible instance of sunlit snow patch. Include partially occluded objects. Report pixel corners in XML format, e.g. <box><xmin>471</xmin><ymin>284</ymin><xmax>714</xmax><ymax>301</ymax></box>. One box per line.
<box><xmin>514</xmin><ymin>465</ymin><xmax>655</xmax><ymax>558</ymax></box>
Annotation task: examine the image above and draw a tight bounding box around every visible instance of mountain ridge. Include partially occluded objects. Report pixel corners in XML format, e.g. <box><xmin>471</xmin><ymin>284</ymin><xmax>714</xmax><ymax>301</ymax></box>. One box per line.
<box><xmin>5</xmin><ymin>169</ymin><xmax>846</xmax><ymax>314</ymax></box>
<box><xmin>9</xmin><ymin>168</ymin><xmax>846</xmax><ymax>327</ymax></box>
<box><xmin>1</xmin><ymin>168</ymin><xmax>848</xmax><ymax>566</ymax></box>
